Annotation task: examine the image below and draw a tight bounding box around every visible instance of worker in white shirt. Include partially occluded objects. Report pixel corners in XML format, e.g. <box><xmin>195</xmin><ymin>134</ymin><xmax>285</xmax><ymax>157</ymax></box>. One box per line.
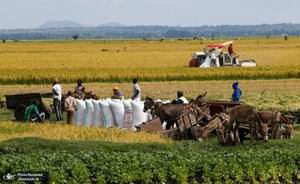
<box><xmin>131</xmin><ymin>78</ymin><xmax>141</xmax><ymax>100</ymax></box>
<box><xmin>172</xmin><ymin>91</ymin><xmax>188</xmax><ymax>104</ymax></box>
<box><xmin>53</xmin><ymin>78</ymin><xmax>62</xmax><ymax>121</ymax></box>
<box><xmin>210</xmin><ymin>49</ymin><xmax>217</xmax><ymax>67</ymax></box>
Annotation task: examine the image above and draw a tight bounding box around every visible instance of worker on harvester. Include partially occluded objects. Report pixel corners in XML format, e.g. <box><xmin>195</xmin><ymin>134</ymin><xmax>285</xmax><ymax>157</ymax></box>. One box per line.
<box><xmin>23</xmin><ymin>100</ymin><xmax>45</xmax><ymax>122</ymax></box>
<box><xmin>210</xmin><ymin>49</ymin><xmax>217</xmax><ymax>67</ymax></box>
<box><xmin>112</xmin><ymin>87</ymin><xmax>124</xmax><ymax>100</ymax></box>
<box><xmin>232</xmin><ymin>82</ymin><xmax>242</xmax><ymax>102</ymax></box>
<box><xmin>172</xmin><ymin>91</ymin><xmax>188</xmax><ymax>104</ymax></box>
<box><xmin>228</xmin><ymin>44</ymin><xmax>235</xmax><ymax>56</ymax></box>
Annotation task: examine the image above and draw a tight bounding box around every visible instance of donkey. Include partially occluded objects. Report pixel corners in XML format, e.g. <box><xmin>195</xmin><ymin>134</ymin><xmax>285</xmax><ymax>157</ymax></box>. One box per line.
<box><xmin>194</xmin><ymin>113</ymin><xmax>230</xmax><ymax>143</ymax></box>
<box><xmin>259</xmin><ymin>110</ymin><xmax>289</xmax><ymax>139</ymax></box>
<box><xmin>143</xmin><ymin>97</ymin><xmax>188</xmax><ymax>129</ymax></box>
<box><xmin>280</xmin><ymin>122</ymin><xmax>295</xmax><ymax>139</ymax></box>
<box><xmin>228</xmin><ymin>104</ymin><xmax>268</xmax><ymax>143</ymax></box>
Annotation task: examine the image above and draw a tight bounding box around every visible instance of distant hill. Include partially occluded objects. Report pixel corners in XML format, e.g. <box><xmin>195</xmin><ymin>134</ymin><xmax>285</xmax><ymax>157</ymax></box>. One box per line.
<box><xmin>38</xmin><ymin>20</ymin><xmax>87</xmax><ymax>29</ymax></box>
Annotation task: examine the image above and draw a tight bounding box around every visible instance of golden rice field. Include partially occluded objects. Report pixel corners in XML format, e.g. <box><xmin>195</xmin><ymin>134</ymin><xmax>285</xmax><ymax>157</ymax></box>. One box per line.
<box><xmin>0</xmin><ymin>121</ymin><xmax>170</xmax><ymax>143</ymax></box>
<box><xmin>0</xmin><ymin>37</ymin><xmax>299</xmax><ymax>83</ymax></box>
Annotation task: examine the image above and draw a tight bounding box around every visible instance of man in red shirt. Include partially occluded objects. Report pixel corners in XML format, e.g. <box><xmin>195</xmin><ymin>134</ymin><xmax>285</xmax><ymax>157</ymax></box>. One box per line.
<box><xmin>228</xmin><ymin>44</ymin><xmax>234</xmax><ymax>56</ymax></box>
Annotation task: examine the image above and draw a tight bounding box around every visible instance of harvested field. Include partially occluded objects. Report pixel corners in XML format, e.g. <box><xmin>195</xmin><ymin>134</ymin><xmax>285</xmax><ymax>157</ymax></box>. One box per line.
<box><xmin>0</xmin><ymin>79</ymin><xmax>299</xmax><ymax>111</ymax></box>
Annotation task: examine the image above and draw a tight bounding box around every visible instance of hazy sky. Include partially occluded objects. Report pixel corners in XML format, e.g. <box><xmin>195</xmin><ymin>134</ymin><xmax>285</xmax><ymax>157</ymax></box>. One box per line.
<box><xmin>1</xmin><ymin>0</ymin><xmax>300</xmax><ymax>29</ymax></box>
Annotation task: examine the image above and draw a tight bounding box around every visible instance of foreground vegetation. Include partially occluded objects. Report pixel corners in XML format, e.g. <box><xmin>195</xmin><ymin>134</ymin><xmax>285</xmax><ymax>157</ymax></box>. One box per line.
<box><xmin>0</xmin><ymin>123</ymin><xmax>299</xmax><ymax>183</ymax></box>
<box><xmin>0</xmin><ymin>132</ymin><xmax>299</xmax><ymax>183</ymax></box>
<box><xmin>0</xmin><ymin>37</ymin><xmax>299</xmax><ymax>84</ymax></box>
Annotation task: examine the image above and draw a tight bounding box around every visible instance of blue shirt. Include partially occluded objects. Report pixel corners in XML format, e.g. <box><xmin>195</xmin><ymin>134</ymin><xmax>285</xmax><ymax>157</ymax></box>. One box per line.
<box><xmin>115</xmin><ymin>91</ymin><xmax>124</xmax><ymax>100</ymax></box>
<box><xmin>232</xmin><ymin>88</ymin><xmax>242</xmax><ymax>101</ymax></box>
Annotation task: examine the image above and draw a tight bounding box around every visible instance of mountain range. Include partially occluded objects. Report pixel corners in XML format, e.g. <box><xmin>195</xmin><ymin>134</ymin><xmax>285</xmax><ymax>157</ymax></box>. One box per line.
<box><xmin>38</xmin><ymin>20</ymin><xmax>124</xmax><ymax>29</ymax></box>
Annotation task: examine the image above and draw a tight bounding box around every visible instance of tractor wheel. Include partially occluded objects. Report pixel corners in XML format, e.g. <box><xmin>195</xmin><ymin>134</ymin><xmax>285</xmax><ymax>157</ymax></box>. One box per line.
<box><xmin>15</xmin><ymin>104</ymin><xmax>27</xmax><ymax>121</ymax></box>
<box><xmin>42</xmin><ymin>102</ymin><xmax>52</xmax><ymax>119</ymax></box>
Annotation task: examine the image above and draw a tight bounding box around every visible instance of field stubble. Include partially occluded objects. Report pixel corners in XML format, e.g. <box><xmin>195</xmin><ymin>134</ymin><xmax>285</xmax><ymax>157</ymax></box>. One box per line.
<box><xmin>0</xmin><ymin>79</ymin><xmax>299</xmax><ymax>111</ymax></box>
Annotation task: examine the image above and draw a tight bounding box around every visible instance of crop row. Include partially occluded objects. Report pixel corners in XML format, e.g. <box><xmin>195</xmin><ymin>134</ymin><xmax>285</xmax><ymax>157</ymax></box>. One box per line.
<box><xmin>0</xmin><ymin>149</ymin><xmax>299</xmax><ymax>183</ymax></box>
<box><xmin>0</xmin><ymin>66</ymin><xmax>300</xmax><ymax>84</ymax></box>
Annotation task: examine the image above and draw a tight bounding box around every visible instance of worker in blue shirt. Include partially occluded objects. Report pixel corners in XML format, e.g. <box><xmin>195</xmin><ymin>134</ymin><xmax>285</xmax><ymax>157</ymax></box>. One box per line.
<box><xmin>232</xmin><ymin>82</ymin><xmax>242</xmax><ymax>101</ymax></box>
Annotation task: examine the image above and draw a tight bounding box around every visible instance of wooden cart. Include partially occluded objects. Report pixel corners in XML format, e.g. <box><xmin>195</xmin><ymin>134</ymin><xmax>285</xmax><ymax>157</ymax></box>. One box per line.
<box><xmin>5</xmin><ymin>93</ymin><xmax>52</xmax><ymax>121</ymax></box>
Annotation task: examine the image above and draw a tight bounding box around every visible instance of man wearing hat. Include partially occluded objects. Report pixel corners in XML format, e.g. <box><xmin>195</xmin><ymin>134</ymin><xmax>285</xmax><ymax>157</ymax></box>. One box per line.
<box><xmin>232</xmin><ymin>82</ymin><xmax>242</xmax><ymax>102</ymax></box>
<box><xmin>112</xmin><ymin>87</ymin><xmax>124</xmax><ymax>100</ymax></box>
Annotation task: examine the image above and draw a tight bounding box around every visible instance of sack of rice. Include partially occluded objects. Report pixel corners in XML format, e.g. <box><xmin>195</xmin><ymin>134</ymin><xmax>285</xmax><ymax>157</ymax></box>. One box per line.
<box><xmin>75</xmin><ymin>99</ymin><xmax>86</xmax><ymax>126</ymax></box>
<box><xmin>109</xmin><ymin>99</ymin><xmax>125</xmax><ymax>128</ymax></box>
<box><xmin>131</xmin><ymin>100</ymin><xmax>147</xmax><ymax>129</ymax></box>
<box><xmin>92</xmin><ymin>100</ymin><xmax>104</xmax><ymax>127</ymax></box>
<box><xmin>99</xmin><ymin>99</ymin><xmax>116</xmax><ymax>128</ymax></box>
<box><xmin>123</xmin><ymin>99</ymin><xmax>133</xmax><ymax>129</ymax></box>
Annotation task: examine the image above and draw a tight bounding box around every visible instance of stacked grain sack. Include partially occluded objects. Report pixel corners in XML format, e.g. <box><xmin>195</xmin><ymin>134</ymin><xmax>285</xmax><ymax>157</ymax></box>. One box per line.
<box><xmin>74</xmin><ymin>99</ymin><xmax>150</xmax><ymax>130</ymax></box>
<box><xmin>92</xmin><ymin>100</ymin><xmax>104</xmax><ymax>127</ymax></box>
<box><xmin>131</xmin><ymin>100</ymin><xmax>147</xmax><ymax>130</ymax></box>
<box><xmin>123</xmin><ymin>99</ymin><xmax>133</xmax><ymax>129</ymax></box>
<box><xmin>75</xmin><ymin>99</ymin><xmax>86</xmax><ymax>126</ymax></box>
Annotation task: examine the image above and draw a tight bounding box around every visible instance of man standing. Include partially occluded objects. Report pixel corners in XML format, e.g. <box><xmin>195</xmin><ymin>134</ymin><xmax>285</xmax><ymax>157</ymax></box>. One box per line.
<box><xmin>232</xmin><ymin>82</ymin><xmax>242</xmax><ymax>102</ymax></box>
<box><xmin>228</xmin><ymin>44</ymin><xmax>234</xmax><ymax>56</ymax></box>
<box><xmin>131</xmin><ymin>78</ymin><xmax>141</xmax><ymax>100</ymax></box>
<box><xmin>53</xmin><ymin>78</ymin><xmax>62</xmax><ymax>121</ymax></box>
<box><xmin>210</xmin><ymin>49</ymin><xmax>217</xmax><ymax>67</ymax></box>
<box><xmin>64</xmin><ymin>91</ymin><xmax>77</xmax><ymax>125</ymax></box>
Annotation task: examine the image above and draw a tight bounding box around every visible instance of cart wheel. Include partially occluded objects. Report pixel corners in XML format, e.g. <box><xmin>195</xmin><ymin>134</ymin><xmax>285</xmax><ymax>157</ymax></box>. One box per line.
<box><xmin>15</xmin><ymin>104</ymin><xmax>27</xmax><ymax>121</ymax></box>
<box><xmin>42</xmin><ymin>102</ymin><xmax>51</xmax><ymax>119</ymax></box>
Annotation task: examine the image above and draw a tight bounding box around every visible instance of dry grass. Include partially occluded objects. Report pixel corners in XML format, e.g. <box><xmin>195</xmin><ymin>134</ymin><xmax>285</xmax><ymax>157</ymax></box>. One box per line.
<box><xmin>0</xmin><ymin>121</ymin><xmax>170</xmax><ymax>143</ymax></box>
<box><xmin>0</xmin><ymin>37</ymin><xmax>299</xmax><ymax>83</ymax></box>
<box><xmin>0</xmin><ymin>79</ymin><xmax>299</xmax><ymax>111</ymax></box>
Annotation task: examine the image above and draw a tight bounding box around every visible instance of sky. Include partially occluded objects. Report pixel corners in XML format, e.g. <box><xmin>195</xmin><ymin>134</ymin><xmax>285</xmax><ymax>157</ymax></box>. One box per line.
<box><xmin>1</xmin><ymin>0</ymin><xmax>300</xmax><ymax>29</ymax></box>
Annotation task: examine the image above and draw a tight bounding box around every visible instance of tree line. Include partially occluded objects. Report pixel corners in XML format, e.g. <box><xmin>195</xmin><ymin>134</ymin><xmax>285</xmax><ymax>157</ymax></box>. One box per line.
<box><xmin>0</xmin><ymin>23</ymin><xmax>300</xmax><ymax>40</ymax></box>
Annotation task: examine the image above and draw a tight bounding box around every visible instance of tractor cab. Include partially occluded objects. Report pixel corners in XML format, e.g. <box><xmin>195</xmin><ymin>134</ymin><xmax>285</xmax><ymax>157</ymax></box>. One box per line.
<box><xmin>219</xmin><ymin>52</ymin><xmax>239</xmax><ymax>66</ymax></box>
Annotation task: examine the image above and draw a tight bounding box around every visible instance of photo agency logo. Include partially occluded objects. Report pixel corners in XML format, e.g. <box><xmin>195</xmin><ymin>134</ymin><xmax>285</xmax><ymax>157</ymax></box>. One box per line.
<box><xmin>3</xmin><ymin>173</ymin><xmax>15</xmax><ymax>181</ymax></box>
<box><xmin>1</xmin><ymin>171</ymin><xmax>49</xmax><ymax>183</ymax></box>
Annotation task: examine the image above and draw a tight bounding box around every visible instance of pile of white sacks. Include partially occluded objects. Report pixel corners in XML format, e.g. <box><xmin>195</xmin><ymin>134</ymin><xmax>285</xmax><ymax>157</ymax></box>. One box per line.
<box><xmin>75</xmin><ymin>99</ymin><xmax>153</xmax><ymax>130</ymax></box>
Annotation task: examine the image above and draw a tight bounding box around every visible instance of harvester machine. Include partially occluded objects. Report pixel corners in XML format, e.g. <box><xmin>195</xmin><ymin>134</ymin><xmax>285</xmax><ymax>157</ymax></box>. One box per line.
<box><xmin>189</xmin><ymin>41</ymin><xmax>256</xmax><ymax>68</ymax></box>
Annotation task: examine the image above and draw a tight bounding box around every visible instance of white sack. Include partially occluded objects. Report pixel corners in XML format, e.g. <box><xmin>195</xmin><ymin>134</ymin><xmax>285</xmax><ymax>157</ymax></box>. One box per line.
<box><xmin>84</xmin><ymin>99</ymin><xmax>95</xmax><ymax>127</ymax></box>
<box><xmin>131</xmin><ymin>100</ymin><xmax>147</xmax><ymax>129</ymax></box>
<box><xmin>123</xmin><ymin>99</ymin><xmax>133</xmax><ymax>129</ymax></box>
<box><xmin>92</xmin><ymin>100</ymin><xmax>104</xmax><ymax>127</ymax></box>
<box><xmin>99</xmin><ymin>100</ymin><xmax>116</xmax><ymax>128</ymax></box>
<box><xmin>75</xmin><ymin>99</ymin><xmax>86</xmax><ymax>126</ymax></box>
<box><xmin>110</xmin><ymin>100</ymin><xmax>125</xmax><ymax>128</ymax></box>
